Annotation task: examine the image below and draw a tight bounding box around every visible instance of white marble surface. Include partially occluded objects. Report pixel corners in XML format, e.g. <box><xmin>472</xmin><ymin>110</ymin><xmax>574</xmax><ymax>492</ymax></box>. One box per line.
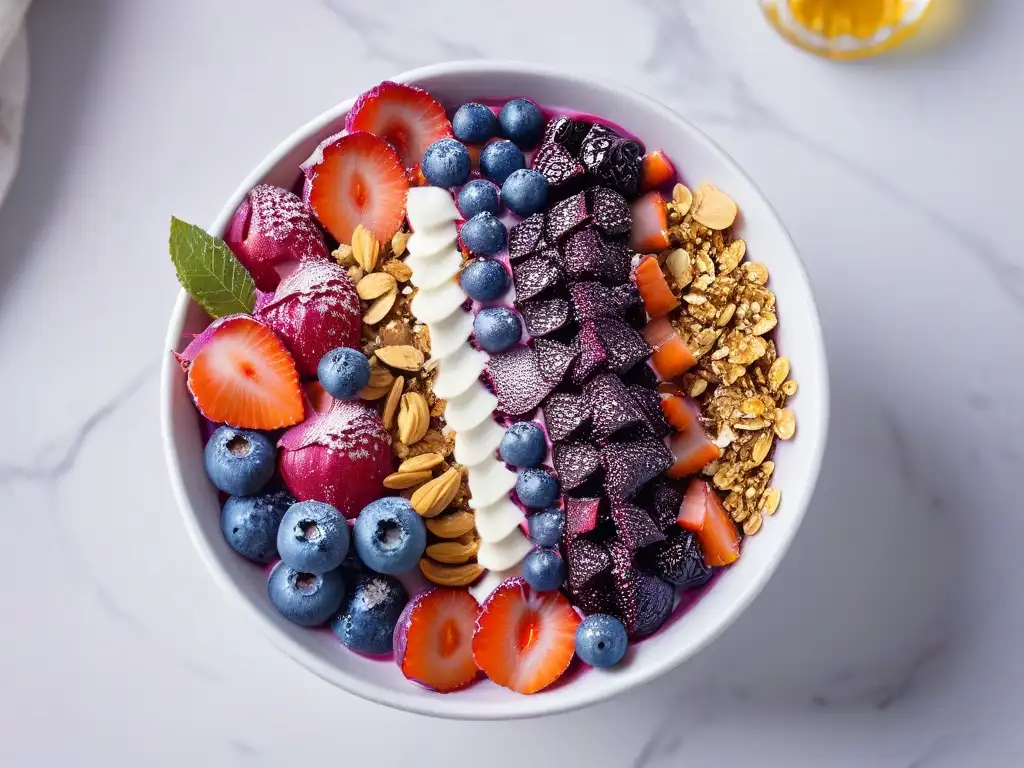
<box><xmin>0</xmin><ymin>0</ymin><xmax>1020</xmax><ymax>764</ymax></box>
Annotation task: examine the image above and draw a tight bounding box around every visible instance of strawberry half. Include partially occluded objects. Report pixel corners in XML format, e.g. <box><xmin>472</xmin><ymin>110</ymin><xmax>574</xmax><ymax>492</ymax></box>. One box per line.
<box><xmin>395</xmin><ymin>588</ymin><xmax>480</xmax><ymax>693</ymax></box>
<box><xmin>346</xmin><ymin>81</ymin><xmax>453</xmax><ymax>170</ymax></box>
<box><xmin>679</xmin><ymin>479</ymin><xmax>741</xmax><ymax>567</ymax></box>
<box><xmin>184</xmin><ymin>316</ymin><xmax>303</xmax><ymax>430</ymax></box>
<box><xmin>304</xmin><ymin>130</ymin><xmax>410</xmax><ymax>246</ymax></box>
<box><xmin>473</xmin><ymin>577</ymin><xmax>581</xmax><ymax>694</ymax></box>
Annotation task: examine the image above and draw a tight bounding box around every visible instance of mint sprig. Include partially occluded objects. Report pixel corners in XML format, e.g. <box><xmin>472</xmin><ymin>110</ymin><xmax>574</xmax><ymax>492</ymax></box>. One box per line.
<box><xmin>169</xmin><ymin>217</ymin><xmax>256</xmax><ymax>318</ymax></box>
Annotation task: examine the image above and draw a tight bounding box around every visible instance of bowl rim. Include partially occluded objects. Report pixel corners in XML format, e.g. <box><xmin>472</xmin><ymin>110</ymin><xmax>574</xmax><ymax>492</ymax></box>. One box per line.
<box><xmin>160</xmin><ymin>59</ymin><xmax>830</xmax><ymax>720</ymax></box>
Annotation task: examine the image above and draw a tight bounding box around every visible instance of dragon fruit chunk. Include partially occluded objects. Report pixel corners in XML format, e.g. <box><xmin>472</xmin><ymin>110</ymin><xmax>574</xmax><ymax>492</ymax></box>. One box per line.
<box><xmin>567</xmin><ymin>538</ymin><xmax>613</xmax><ymax>592</ymax></box>
<box><xmin>542</xmin><ymin>392</ymin><xmax>591</xmax><ymax>443</ymax></box>
<box><xmin>629</xmin><ymin>385</ymin><xmax>672</xmax><ymax>439</ymax></box>
<box><xmin>533</xmin><ymin>338</ymin><xmax>579</xmax><ymax>387</ymax></box>
<box><xmin>593</xmin><ymin>317</ymin><xmax>651</xmax><ymax>375</ymax></box>
<box><xmin>636</xmin><ymin>478</ymin><xmax>685</xmax><ymax>531</ymax></box>
<box><xmin>254</xmin><ymin>260</ymin><xmax>362</xmax><ymax>378</ymax></box>
<box><xmin>570</xmin><ymin>281</ymin><xmax>640</xmax><ymax>322</ymax></box>
<box><xmin>616</xmin><ymin>569</ymin><xmax>674</xmax><ymax>638</ymax></box>
<box><xmin>571</xmin><ymin>581</ymin><xmax>614</xmax><ymax>616</ymax></box>
<box><xmin>532</xmin><ymin>142</ymin><xmax>586</xmax><ymax>191</ymax></box>
<box><xmin>564</xmin><ymin>496</ymin><xmax>602</xmax><ymax>539</ymax></box>
<box><xmin>579</xmin><ymin>125</ymin><xmax>644</xmax><ymax>199</ymax></box>
<box><xmin>508</xmin><ymin>213</ymin><xmax>546</xmax><ymax>262</ymax></box>
<box><xmin>609</xmin><ymin>496</ymin><xmax>665</xmax><ymax>550</ymax></box>
<box><xmin>485</xmin><ymin>345</ymin><xmax>555</xmax><ymax>417</ymax></box>
<box><xmin>517</xmin><ymin>297</ymin><xmax>575</xmax><ymax>338</ymax></box>
<box><xmin>601</xmin><ymin>438</ymin><xmax>673</xmax><ymax>499</ymax></box>
<box><xmin>585</xmin><ymin>373</ymin><xmax>644</xmax><ymax>441</ymax></box>
<box><xmin>277</xmin><ymin>399</ymin><xmax>392</xmax><ymax>518</ymax></box>
<box><xmin>544</xmin><ymin>191</ymin><xmax>591</xmax><ymax>243</ymax></box>
<box><xmin>570</xmin><ymin>321</ymin><xmax>608</xmax><ymax>386</ymax></box>
<box><xmin>561</xmin><ymin>227</ymin><xmax>615</xmax><ymax>285</ymax></box>
<box><xmin>639</xmin><ymin>528</ymin><xmax>712</xmax><ymax>589</ymax></box>
<box><xmin>225</xmin><ymin>184</ymin><xmax>330</xmax><ymax>292</ymax></box>
<box><xmin>541</xmin><ymin>115</ymin><xmax>592</xmax><ymax>153</ymax></box>
<box><xmin>511</xmin><ymin>251</ymin><xmax>563</xmax><ymax>301</ymax></box>
<box><xmin>553</xmin><ymin>441</ymin><xmax>602</xmax><ymax>491</ymax></box>
<box><xmin>588</xmin><ymin>187</ymin><xmax>632</xmax><ymax>237</ymax></box>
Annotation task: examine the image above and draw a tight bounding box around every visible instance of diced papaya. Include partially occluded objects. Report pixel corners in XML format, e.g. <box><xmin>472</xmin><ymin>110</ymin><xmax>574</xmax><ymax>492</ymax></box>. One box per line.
<box><xmin>679</xmin><ymin>479</ymin><xmax>741</xmax><ymax>567</ymax></box>
<box><xmin>628</xmin><ymin>191</ymin><xmax>671</xmax><ymax>252</ymax></box>
<box><xmin>634</xmin><ymin>255</ymin><xmax>680</xmax><ymax>318</ymax></box>
<box><xmin>640</xmin><ymin>150</ymin><xmax>676</xmax><ymax>192</ymax></box>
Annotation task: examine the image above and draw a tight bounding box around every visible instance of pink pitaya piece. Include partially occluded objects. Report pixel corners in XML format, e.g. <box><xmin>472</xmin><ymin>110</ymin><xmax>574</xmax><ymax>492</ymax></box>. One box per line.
<box><xmin>553</xmin><ymin>441</ymin><xmax>601</xmax><ymax>491</ymax></box>
<box><xmin>225</xmin><ymin>184</ymin><xmax>330</xmax><ymax>292</ymax></box>
<box><xmin>636</xmin><ymin>478</ymin><xmax>685</xmax><ymax>531</ymax></box>
<box><xmin>485</xmin><ymin>345</ymin><xmax>556</xmax><ymax>417</ymax></box>
<box><xmin>254</xmin><ymin>260</ymin><xmax>361</xmax><ymax>379</ymax></box>
<box><xmin>517</xmin><ymin>298</ymin><xmax>574</xmax><ymax>338</ymax></box>
<box><xmin>277</xmin><ymin>399</ymin><xmax>392</xmax><ymax>518</ymax></box>
<box><xmin>543</xmin><ymin>392</ymin><xmax>591</xmax><ymax>443</ymax></box>
<box><xmin>600</xmin><ymin>438</ymin><xmax>673</xmax><ymax>499</ymax></box>
<box><xmin>629</xmin><ymin>385</ymin><xmax>672</xmax><ymax>439</ymax></box>
<box><xmin>511</xmin><ymin>251</ymin><xmax>563</xmax><ymax>301</ymax></box>
<box><xmin>544</xmin><ymin>190</ymin><xmax>591</xmax><ymax>243</ymax></box>
<box><xmin>566</xmin><ymin>538</ymin><xmax>612</xmax><ymax>592</ymax></box>
<box><xmin>508</xmin><ymin>213</ymin><xmax>547</xmax><ymax>262</ymax></box>
<box><xmin>564</xmin><ymin>497</ymin><xmax>602</xmax><ymax>538</ymax></box>
<box><xmin>588</xmin><ymin>187</ymin><xmax>632</xmax><ymax>236</ymax></box>
<box><xmin>585</xmin><ymin>373</ymin><xmax>644</xmax><ymax>441</ymax></box>
<box><xmin>608</xmin><ymin>496</ymin><xmax>665</xmax><ymax>550</ymax></box>
<box><xmin>570</xmin><ymin>321</ymin><xmax>608</xmax><ymax>386</ymax></box>
<box><xmin>533</xmin><ymin>338</ymin><xmax>579</xmax><ymax>387</ymax></box>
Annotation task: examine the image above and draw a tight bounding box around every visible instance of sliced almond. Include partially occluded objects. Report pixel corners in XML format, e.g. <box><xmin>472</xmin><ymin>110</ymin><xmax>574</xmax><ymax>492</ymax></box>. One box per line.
<box><xmin>375</xmin><ymin>345</ymin><xmax>424</xmax><ymax>372</ymax></box>
<box><xmin>399</xmin><ymin>453</ymin><xmax>444</xmax><ymax>473</ymax></box>
<box><xmin>665</xmin><ymin>248</ymin><xmax>693</xmax><ymax>288</ymax></box>
<box><xmin>358</xmin><ymin>383</ymin><xmax>392</xmax><ymax>401</ymax></box>
<box><xmin>384</xmin><ymin>260</ymin><xmax>413</xmax><ymax>282</ymax></box>
<box><xmin>692</xmin><ymin>183</ymin><xmax>738</xmax><ymax>230</ymax></box>
<box><xmin>383</xmin><ymin>470</ymin><xmax>433</xmax><ymax>490</ymax></box>
<box><xmin>397</xmin><ymin>391</ymin><xmax>430</xmax><ymax>445</ymax></box>
<box><xmin>333</xmin><ymin>243</ymin><xmax>355</xmax><ymax>266</ymax></box>
<box><xmin>390</xmin><ymin>230</ymin><xmax>409</xmax><ymax>257</ymax></box>
<box><xmin>352</xmin><ymin>224</ymin><xmax>380</xmax><ymax>272</ymax></box>
<box><xmin>425</xmin><ymin>509</ymin><xmax>477</xmax><ymax>539</ymax></box>
<box><xmin>419</xmin><ymin>558</ymin><xmax>483</xmax><ymax>587</ymax></box>
<box><xmin>774</xmin><ymin>408</ymin><xmax>796</xmax><ymax>440</ymax></box>
<box><xmin>768</xmin><ymin>357</ymin><xmax>790</xmax><ymax>390</ymax></box>
<box><xmin>759</xmin><ymin>487</ymin><xmax>781</xmax><ymax>516</ymax></box>
<box><xmin>781</xmin><ymin>380</ymin><xmax>799</xmax><ymax>397</ymax></box>
<box><xmin>362</xmin><ymin>288</ymin><xmax>396</xmax><ymax>325</ymax></box>
<box><xmin>382</xmin><ymin>375</ymin><xmax>405</xmax><ymax>430</ymax></box>
<box><xmin>672</xmin><ymin>183</ymin><xmax>693</xmax><ymax>216</ymax></box>
<box><xmin>367</xmin><ymin>361</ymin><xmax>395</xmax><ymax>389</ymax></box>
<box><xmin>410</xmin><ymin>467</ymin><xmax>462</xmax><ymax>517</ymax></box>
<box><xmin>425</xmin><ymin>532</ymin><xmax>480</xmax><ymax>564</ymax></box>
<box><xmin>357</xmin><ymin>272</ymin><xmax>397</xmax><ymax>300</ymax></box>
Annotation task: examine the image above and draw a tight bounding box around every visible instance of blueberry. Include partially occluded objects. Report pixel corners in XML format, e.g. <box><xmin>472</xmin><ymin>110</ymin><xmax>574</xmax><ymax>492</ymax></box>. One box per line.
<box><xmin>473</xmin><ymin>307</ymin><xmax>522</xmax><ymax>354</ymax></box>
<box><xmin>480</xmin><ymin>139</ymin><xmax>526</xmax><ymax>184</ymax></box>
<box><xmin>575</xmin><ymin>614</ymin><xmax>628</xmax><ymax>668</ymax></box>
<box><xmin>220</xmin><ymin>489</ymin><xmax>294</xmax><ymax>564</ymax></box>
<box><xmin>277</xmin><ymin>500</ymin><xmax>350</xmax><ymax>575</ymax></box>
<box><xmin>460</xmin><ymin>212</ymin><xmax>507</xmax><ymax>256</ymax></box>
<box><xmin>457</xmin><ymin>179</ymin><xmax>502</xmax><ymax>218</ymax></box>
<box><xmin>422</xmin><ymin>138</ymin><xmax>471</xmax><ymax>187</ymax></box>
<box><xmin>330</xmin><ymin>571</ymin><xmax>408</xmax><ymax>655</ymax></box>
<box><xmin>522</xmin><ymin>547</ymin><xmax>566</xmax><ymax>592</ymax></box>
<box><xmin>460</xmin><ymin>258</ymin><xmax>510</xmax><ymax>302</ymax></box>
<box><xmin>267</xmin><ymin>562</ymin><xmax>346</xmax><ymax>627</ymax></box>
<box><xmin>452</xmin><ymin>102</ymin><xmax>499</xmax><ymax>143</ymax></box>
<box><xmin>499</xmin><ymin>421</ymin><xmax>547</xmax><ymax>468</ymax></box>
<box><xmin>353</xmin><ymin>497</ymin><xmax>426</xmax><ymax>575</ymax></box>
<box><xmin>528</xmin><ymin>508</ymin><xmax>564</xmax><ymax>548</ymax></box>
<box><xmin>501</xmin><ymin>169</ymin><xmax>548</xmax><ymax>217</ymax></box>
<box><xmin>516</xmin><ymin>467</ymin><xmax>559</xmax><ymax>508</ymax></box>
<box><xmin>498</xmin><ymin>99</ymin><xmax>545</xmax><ymax>149</ymax></box>
<box><xmin>317</xmin><ymin>347</ymin><xmax>370</xmax><ymax>400</ymax></box>
<box><xmin>203</xmin><ymin>426</ymin><xmax>276</xmax><ymax>496</ymax></box>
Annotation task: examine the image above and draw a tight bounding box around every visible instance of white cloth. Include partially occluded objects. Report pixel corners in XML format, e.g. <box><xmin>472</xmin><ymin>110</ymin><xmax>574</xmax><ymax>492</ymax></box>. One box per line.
<box><xmin>0</xmin><ymin>0</ymin><xmax>29</xmax><ymax>206</ymax></box>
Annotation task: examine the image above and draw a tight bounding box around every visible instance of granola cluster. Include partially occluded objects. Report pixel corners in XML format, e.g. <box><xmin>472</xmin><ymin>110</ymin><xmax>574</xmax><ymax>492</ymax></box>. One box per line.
<box><xmin>335</xmin><ymin>227</ymin><xmax>482</xmax><ymax>586</ymax></box>
<box><xmin>658</xmin><ymin>183</ymin><xmax>797</xmax><ymax>535</ymax></box>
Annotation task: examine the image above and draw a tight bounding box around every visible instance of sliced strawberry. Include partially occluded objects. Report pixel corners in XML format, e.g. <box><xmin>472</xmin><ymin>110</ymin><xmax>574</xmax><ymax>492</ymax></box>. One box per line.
<box><xmin>634</xmin><ymin>255</ymin><xmax>680</xmax><ymax>318</ymax></box>
<box><xmin>346</xmin><ymin>81</ymin><xmax>453</xmax><ymax>170</ymax></box>
<box><xmin>186</xmin><ymin>316</ymin><xmax>303</xmax><ymax>430</ymax></box>
<box><xmin>407</xmin><ymin>165</ymin><xmax>427</xmax><ymax>188</ymax></box>
<box><xmin>679</xmin><ymin>479</ymin><xmax>741</xmax><ymax>566</ymax></box>
<box><xmin>473</xmin><ymin>577</ymin><xmax>580</xmax><ymax>694</ymax></box>
<box><xmin>640</xmin><ymin>150</ymin><xmax>676</xmax><ymax>192</ymax></box>
<box><xmin>642</xmin><ymin>318</ymin><xmax>697</xmax><ymax>380</ymax></box>
<box><xmin>303</xmin><ymin>381</ymin><xmax>333</xmax><ymax>415</ymax></box>
<box><xmin>628</xmin><ymin>191</ymin><xmax>670</xmax><ymax>252</ymax></box>
<box><xmin>305</xmin><ymin>131</ymin><xmax>409</xmax><ymax>246</ymax></box>
<box><xmin>663</xmin><ymin>395</ymin><xmax>720</xmax><ymax>478</ymax></box>
<box><xmin>396</xmin><ymin>589</ymin><xmax>480</xmax><ymax>693</ymax></box>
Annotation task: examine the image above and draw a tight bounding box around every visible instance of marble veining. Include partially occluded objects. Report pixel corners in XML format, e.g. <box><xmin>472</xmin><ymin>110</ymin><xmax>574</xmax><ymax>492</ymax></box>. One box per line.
<box><xmin>0</xmin><ymin>0</ymin><xmax>1021</xmax><ymax>764</ymax></box>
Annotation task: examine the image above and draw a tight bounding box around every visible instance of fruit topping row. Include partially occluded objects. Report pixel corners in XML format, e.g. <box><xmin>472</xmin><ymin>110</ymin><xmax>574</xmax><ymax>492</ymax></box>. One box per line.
<box><xmin>166</xmin><ymin>78</ymin><xmax>797</xmax><ymax>696</ymax></box>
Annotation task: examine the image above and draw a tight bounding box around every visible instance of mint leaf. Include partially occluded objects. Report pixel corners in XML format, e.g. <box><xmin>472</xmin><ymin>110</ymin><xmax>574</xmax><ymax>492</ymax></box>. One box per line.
<box><xmin>169</xmin><ymin>217</ymin><xmax>256</xmax><ymax>318</ymax></box>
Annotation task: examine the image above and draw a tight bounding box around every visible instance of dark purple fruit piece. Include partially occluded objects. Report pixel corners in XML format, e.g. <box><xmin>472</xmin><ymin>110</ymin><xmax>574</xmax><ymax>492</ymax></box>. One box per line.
<box><xmin>511</xmin><ymin>252</ymin><xmax>562</xmax><ymax>301</ymax></box>
<box><xmin>559</xmin><ymin>227</ymin><xmax>625</xmax><ymax>285</ymax></box>
<box><xmin>544</xmin><ymin>191</ymin><xmax>591</xmax><ymax>243</ymax></box>
<box><xmin>532</xmin><ymin>142</ymin><xmax>586</xmax><ymax>190</ymax></box>
<box><xmin>580</xmin><ymin>125</ymin><xmax>643</xmax><ymax>199</ymax></box>
<box><xmin>486</xmin><ymin>345</ymin><xmax>555</xmax><ymax>417</ymax></box>
<box><xmin>553</xmin><ymin>441</ymin><xmax>601</xmax><ymax>491</ymax></box>
<box><xmin>570</xmin><ymin>321</ymin><xmax>608</xmax><ymax>386</ymax></box>
<box><xmin>570</xmin><ymin>281</ymin><xmax>641</xmax><ymax>322</ymax></box>
<box><xmin>636</xmin><ymin>478</ymin><xmax>684</xmax><ymax>531</ymax></box>
<box><xmin>564</xmin><ymin>496</ymin><xmax>601</xmax><ymax>538</ymax></box>
<box><xmin>579</xmin><ymin>124</ymin><xmax>619</xmax><ymax>173</ymax></box>
<box><xmin>542</xmin><ymin>392</ymin><xmax>591</xmax><ymax>443</ymax></box>
<box><xmin>588</xmin><ymin>187</ymin><xmax>632</xmax><ymax>237</ymax></box>
<box><xmin>601</xmin><ymin>438</ymin><xmax>673</xmax><ymax>498</ymax></box>
<box><xmin>624</xmin><ymin>361</ymin><xmax>658</xmax><ymax>390</ymax></box>
<box><xmin>507</xmin><ymin>213</ymin><xmax>546</xmax><ymax>262</ymax></box>
<box><xmin>628</xmin><ymin>385</ymin><xmax>672</xmax><ymax>439</ymax></box>
<box><xmin>594</xmin><ymin>317</ymin><xmax>651</xmax><ymax>375</ymax></box>
<box><xmin>571</xmin><ymin>581</ymin><xmax>614</xmax><ymax>615</ymax></box>
<box><xmin>585</xmin><ymin>373</ymin><xmax>644</xmax><ymax>441</ymax></box>
<box><xmin>640</xmin><ymin>528</ymin><xmax>712</xmax><ymax>589</ymax></box>
<box><xmin>533</xmin><ymin>337</ymin><xmax>579</xmax><ymax>386</ymax></box>
<box><xmin>541</xmin><ymin>115</ymin><xmax>592</xmax><ymax>153</ymax></box>
<box><xmin>517</xmin><ymin>297</ymin><xmax>574</xmax><ymax>337</ymax></box>
<box><xmin>602</xmin><ymin>242</ymin><xmax>632</xmax><ymax>284</ymax></box>
<box><xmin>617</xmin><ymin>570</ymin><xmax>674</xmax><ymax>638</ymax></box>
<box><xmin>608</xmin><ymin>496</ymin><xmax>664</xmax><ymax>550</ymax></box>
<box><xmin>566</xmin><ymin>538</ymin><xmax>612</xmax><ymax>592</ymax></box>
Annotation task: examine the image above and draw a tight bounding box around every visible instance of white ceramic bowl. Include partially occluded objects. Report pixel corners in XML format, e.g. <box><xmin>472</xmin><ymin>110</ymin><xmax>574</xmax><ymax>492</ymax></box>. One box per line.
<box><xmin>161</xmin><ymin>61</ymin><xmax>829</xmax><ymax>720</ymax></box>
